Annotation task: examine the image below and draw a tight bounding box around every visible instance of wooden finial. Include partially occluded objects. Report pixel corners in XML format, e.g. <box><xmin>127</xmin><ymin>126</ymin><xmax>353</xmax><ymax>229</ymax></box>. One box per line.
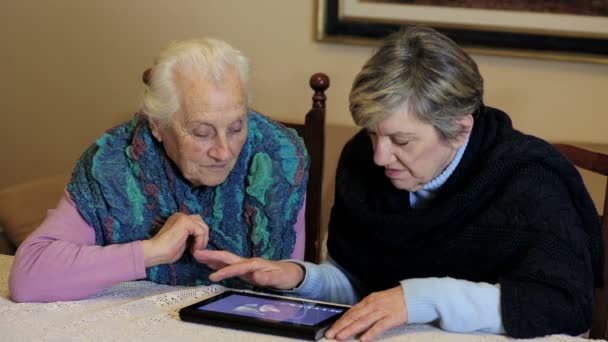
<box><xmin>310</xmin><ymin>73</ymin><xmax>330</xmax><ymax>109</ymax></box>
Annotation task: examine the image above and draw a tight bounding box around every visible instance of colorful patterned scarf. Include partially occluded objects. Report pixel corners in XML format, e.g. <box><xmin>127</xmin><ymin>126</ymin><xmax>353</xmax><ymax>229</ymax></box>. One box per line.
<box><xmin>68</xmin><ymin>111</ymin><xmax>308</xmax><ymax>287</ymax></box>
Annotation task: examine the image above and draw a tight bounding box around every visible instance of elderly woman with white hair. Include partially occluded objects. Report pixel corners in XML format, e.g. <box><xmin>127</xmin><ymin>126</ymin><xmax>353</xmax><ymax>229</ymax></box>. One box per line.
<box><xmin>194</xmin><ymin>27</ymin><xmax>603</xmax><ymax>341</ymax></box>
<box><xmin>9</xmin><ymin>38</ymin><xmax>309</xmax><ymax>302</ymax></box>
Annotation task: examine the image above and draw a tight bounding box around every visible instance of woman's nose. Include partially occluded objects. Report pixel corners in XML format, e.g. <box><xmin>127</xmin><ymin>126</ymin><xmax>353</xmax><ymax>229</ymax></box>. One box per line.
<box><xmin>372</xmin><ymin>137</ymin><xmax>393</xmax><ymax>166</ymax></box>
<box><xmin>208</xmin><ymin>136</ymin><xmax>232</xmax><ymax>161</ymax></box>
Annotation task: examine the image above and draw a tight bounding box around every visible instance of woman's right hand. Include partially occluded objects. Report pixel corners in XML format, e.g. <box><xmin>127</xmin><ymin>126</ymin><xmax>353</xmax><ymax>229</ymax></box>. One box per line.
<box><xmin>142</xmin><ymin>213</ymin><xmax>209</xmax><ymax>267</ymax></box>
<box><xmin>192</xmin><ymin>249</ymin><xmax>304</xmax><ymax>290</ymax></box>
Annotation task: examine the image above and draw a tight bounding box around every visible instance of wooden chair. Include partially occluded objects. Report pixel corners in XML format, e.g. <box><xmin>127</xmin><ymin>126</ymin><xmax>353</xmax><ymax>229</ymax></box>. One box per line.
<box><xmin>278</xmin><ymin>73</ymin><xmax>328</xmax><ymax>263</ymax></box>
<box><xmin>142</xmin><ymin>70</ymin><xmax>328</xmax><ymax>263</ymax></box>
<box><xmin>554</xmin><ymin>143</ymin><xmax>608</xmax><ymax>340</ymax></box>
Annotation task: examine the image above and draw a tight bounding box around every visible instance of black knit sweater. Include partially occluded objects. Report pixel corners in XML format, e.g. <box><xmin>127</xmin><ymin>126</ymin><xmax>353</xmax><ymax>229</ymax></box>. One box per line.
<box><xmin>327</xmin><ymin>106</ymin><xmax>604</xmax><ymax>338</ymax></box>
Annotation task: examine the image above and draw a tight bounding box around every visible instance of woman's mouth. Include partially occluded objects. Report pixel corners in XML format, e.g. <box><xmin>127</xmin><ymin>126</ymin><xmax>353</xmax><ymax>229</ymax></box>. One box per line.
<box><xmin>206</xmin><ymin>164</ymin><xmax>228</xmax><ymax>170</ymax></box>
<box><xmin>384</xmin><ymin>168</ymin><xmax>403</xmax><ymax>179</ymax></box>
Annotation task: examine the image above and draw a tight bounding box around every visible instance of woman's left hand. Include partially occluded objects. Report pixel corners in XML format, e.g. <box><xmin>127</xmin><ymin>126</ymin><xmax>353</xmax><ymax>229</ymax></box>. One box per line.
<box><xmin>325</xmin><ymin>285</ymin><xmax>408</xmax><ymax>342</ymax></box>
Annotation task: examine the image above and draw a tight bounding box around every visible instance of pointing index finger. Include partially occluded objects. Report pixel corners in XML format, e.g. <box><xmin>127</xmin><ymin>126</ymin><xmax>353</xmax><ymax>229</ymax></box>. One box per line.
<box><xmin>209</xmin><ymin>261</ymin><xmax>261</xmax><ymax>282</ymax></box>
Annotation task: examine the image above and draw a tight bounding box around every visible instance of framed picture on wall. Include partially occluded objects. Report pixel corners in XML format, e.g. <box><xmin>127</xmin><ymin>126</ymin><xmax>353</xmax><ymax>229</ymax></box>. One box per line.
<box><xmin>316</xmin><ymin>0</ymin><xmax>608</xmax><ymax>64</ymax></box>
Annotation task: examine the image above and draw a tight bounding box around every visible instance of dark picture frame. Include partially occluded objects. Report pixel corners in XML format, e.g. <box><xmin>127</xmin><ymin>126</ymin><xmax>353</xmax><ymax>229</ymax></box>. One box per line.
<box><xmin>316</xmin><ymin>0</ymin><xmax>608</xmax><ymax>64</ymax></box>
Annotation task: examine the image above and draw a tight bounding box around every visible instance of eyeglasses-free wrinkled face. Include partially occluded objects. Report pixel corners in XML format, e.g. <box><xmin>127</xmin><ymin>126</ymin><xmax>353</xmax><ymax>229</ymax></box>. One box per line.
<box><xmin>150</xmin><ymin>68</ymin><xmax>248</xmax><ymax>187</ymax></box>
<box><xmin>368</xmin><ymin>109</ymin><xmax>472</xmax><ymax>192</ymax></box>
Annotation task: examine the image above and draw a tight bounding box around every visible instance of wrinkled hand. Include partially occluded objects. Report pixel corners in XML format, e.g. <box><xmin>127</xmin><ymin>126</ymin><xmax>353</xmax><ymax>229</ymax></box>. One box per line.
<box><xmin>326</xmin><ymin>286</ymin><xmax>408</xmax><ymax>342</ymax></box>
<box><xmin>192</xmin><ymin>249</ymin><xmax>304</xmax><ymax>289</ymax></box>
<box><xmin>143</xmin><ymin>213</ymin><xmax>209</xmax><ymax>267</ymax></box>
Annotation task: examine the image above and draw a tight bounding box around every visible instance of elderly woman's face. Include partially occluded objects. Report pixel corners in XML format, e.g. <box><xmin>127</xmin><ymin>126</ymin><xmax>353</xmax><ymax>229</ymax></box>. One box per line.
<box><xmin>368</xmin><ymin>109</ymin><xmax>471</xmax><ymax>192</ymax></box>
<box><xmin>150</xmin><ymin>68</ymin><xmax>248</xmax><ymax>187</ymax></box>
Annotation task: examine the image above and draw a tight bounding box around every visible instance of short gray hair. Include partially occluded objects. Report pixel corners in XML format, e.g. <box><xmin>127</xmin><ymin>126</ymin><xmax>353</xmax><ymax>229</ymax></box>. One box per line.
<box><xmin>142</xmin><ymin>38</ymin><xmax>251</xmax><ymax>125</ymax></box>
<box><xmin>349</xmin><ymin>26</ymin><xmax>483</xmax><ymax>141</ymax></box>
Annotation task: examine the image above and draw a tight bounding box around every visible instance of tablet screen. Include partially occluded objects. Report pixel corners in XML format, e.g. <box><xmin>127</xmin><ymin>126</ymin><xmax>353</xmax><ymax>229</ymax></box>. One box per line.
<box><xmin>196</xmin><ymin>293</ymin><xmax>346</xmax><ymax>326</ymax></box>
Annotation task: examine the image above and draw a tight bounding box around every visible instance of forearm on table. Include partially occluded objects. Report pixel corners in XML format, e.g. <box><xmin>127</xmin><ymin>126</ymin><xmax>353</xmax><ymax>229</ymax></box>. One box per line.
<box><xmin>403</xmin><ymin>277</ymin><xmax>505</xmax><ymax>334</ymax></box>
<box><xmin>287</xmin><ymin>257</ymin><xmax>504</xmax><ymax>333</ymax></box>
<box><xmin>9</xmin><ymin>192</ymin><xmax>146</xmax><ymax>302</ymax></box>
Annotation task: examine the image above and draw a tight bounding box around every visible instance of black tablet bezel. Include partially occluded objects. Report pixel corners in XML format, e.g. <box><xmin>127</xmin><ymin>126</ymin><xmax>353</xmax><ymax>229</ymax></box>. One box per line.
<box><xmin>179</xmin><ymin>290</ymin><xmax>349</xmax><ymax>340</ymax></box>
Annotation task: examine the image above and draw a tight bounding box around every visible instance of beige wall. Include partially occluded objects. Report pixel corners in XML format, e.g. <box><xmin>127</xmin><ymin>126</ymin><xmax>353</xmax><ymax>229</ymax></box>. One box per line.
<box><xmin>3</xmin><ymin>1</ymin><xmax>607</xmax><ymax>238</ymax></box>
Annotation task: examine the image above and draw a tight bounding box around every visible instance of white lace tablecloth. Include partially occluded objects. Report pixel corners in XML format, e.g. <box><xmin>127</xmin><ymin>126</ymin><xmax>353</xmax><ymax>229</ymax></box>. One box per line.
<box><xmin>0</xmin><ymin>254</ymin><xmax>597</xmax><ymax>341</ymax></box>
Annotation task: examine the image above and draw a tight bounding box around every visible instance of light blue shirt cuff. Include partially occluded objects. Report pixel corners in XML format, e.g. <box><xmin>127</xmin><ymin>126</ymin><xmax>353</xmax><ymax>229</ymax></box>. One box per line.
<box><xmin>283</xmin><ymin>259</ymin><xmax>358</xmax><ymax>305</ymax></box>
<box><xmin>402</xmin><ymin>277</ymin><xmax>505</xmax><ymax>334</ymax></box>
<box><xmin>401</xmin><ymin>278</ymin><xmax>440</xmax><ymax>324</ymax></box>
<box><xmin>286</xmin><ymin>260</ymin><xmax>322</xmax><ymax>298</ymax></box>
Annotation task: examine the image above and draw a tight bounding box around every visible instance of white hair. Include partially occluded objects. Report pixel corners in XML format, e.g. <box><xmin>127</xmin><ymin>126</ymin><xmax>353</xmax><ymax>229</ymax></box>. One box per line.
<box><xmin>141</xmin><ymin>38</ymin><xmax>251</xmax><ymax>125</ymax></box>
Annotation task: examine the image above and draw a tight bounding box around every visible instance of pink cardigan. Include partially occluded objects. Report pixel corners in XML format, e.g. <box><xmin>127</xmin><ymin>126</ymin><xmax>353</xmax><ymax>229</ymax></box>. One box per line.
<box><xmin>9</xmin><ymin>190</ymin><xmax>306</xmax><ymax>302</ymax></box>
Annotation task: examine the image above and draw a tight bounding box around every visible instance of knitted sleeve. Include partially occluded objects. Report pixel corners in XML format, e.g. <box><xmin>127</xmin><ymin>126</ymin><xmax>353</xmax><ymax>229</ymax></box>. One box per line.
<box><xmin>403</xmin><ymin>277</ymin><xmax>504</xmax><ymax>334</ymax></box>
<box><xmin>499</xmin><ymin>166</ymin><xmax>595</xmax><ymax>338</ymax></box>
<box><xmin>289</xmin><ymin>256</ymin><xmax>359</xmax><ymax>304</ymax></box>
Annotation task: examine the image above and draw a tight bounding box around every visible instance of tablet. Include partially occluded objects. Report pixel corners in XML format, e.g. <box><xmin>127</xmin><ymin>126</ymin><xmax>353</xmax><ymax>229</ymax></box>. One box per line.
<box><xmin>179</xmin><ymin>290</ymin><xmax>349</xmax><ymax>340</ymax></box>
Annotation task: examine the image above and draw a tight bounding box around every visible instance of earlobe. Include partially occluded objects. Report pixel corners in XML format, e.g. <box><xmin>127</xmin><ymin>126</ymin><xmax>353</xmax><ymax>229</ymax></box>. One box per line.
<box><xmin>148</xmin><ymin>119</ymin><xmax>163</xmax><ymax>142</ymax></box>
<box><xmin>453</xmin><ymin>114</ymin><xmax>474</xmax><ymax>148</ymax></box>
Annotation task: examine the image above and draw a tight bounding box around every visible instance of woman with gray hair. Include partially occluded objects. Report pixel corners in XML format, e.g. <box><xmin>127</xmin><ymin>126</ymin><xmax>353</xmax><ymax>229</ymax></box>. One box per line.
<box><xmin>196</xmin><ymin>27</ymin><xmax>603</xmax><ymax>340</ymax></box>
<box><xmin>10</xmin><ymin>38</ymin><xmax>309</xmax><ymax>302</ymax></box>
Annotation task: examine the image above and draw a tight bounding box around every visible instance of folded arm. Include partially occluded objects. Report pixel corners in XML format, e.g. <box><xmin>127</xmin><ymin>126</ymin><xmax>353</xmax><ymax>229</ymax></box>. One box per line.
<box><xmin>499</xmin><ymin>172</ymin><xmax>596</xmax><ymax>338</ymax></box>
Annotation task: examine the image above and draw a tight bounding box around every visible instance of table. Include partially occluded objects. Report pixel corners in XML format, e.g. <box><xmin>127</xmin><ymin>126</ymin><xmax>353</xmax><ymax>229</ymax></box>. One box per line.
<box><xmin>0</xmin><ymin>254</ymin><xmax>597</xmax><ymax>341</ymax></box>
